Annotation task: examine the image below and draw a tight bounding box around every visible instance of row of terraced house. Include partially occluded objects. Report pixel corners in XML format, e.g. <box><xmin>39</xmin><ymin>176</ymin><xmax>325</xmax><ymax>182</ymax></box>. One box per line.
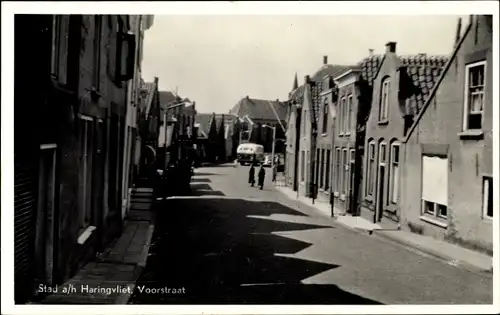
<box><xmin>284</xmin><ymin>15</ymin><xmax>493</xmax><ymax>255</ymax></box>
<box><xmin>11</xmin><ymin>14</ymin><xmax>180</xmax><ymax>303</ymax></box>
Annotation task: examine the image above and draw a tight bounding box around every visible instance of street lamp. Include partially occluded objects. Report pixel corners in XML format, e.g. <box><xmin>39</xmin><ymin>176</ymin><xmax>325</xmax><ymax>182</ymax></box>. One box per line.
<box><xmin>262</xmin><ymin>124</ymin><xmax>276</xmax><ymax>170</ymax></box>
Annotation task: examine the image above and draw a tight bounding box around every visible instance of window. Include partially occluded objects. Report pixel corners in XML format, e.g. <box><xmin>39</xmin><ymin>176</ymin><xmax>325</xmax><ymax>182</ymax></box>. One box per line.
<box><xmin>325</xmin><ymin>150</ymin><xmax>331</xmax><ymax>190</ymax></box>
<box><xmin>346</xmin><ymin>95</ymin><xmax>353</xmax><ymax>134</ymax></box>
<box><xmin>302</xmin><ymin>110</ymin><xmax>307</xmax><ymax>136</ymax></box>
<box><xmin>93</xmin><ymin>15</ymin><xmax>102</xmax><ymax>89</ymax></box>
<box><xmin>483</xmin><ymin>177</ymin><xmax>493</xmax><ymax>218</ymax></box>
<box><xmin>366</xmin><ymin>141</ymin><xmax>375</xmax><ymax>196</ymax></box>
<box><xmin>350</xmin><ymin>149</ymin><xmax>355</xmax><ymax>163</ymax></box>
<box><xmin>335</xmin><ymin>148</ymin><xmax>341</xmax><ymax>192</ymax></box>
<box><xmin>464</xmin><ymin>61</ymin><xmax>486</xmax><ymax>130</ymax></box>
<box><xmin>340</xmin><ymin>97</ymin><xmax>346</xmax><ymax>134</ymax></box>
<box><xmin>79</xmin><ymin>116</ymin><xmax>95</xmax><ymax>229</ymax></box>
<box><xmin>51</xmin><ymin>16</ymin><xmax>62</xmax><ymax>78</ymax></box>
<box><xmin>379</xmin><ymin>142</ymin><xmax>386</xmax><ymax>164</ymax></box>
<box><xmin>320</xmin><ymin>149</ymin><xmax>325</xmax><ymax>188</ymax></box>
<box><xmin>389</xmin><ymin>143</ymin><xmax>400</xmax><ymax>204</ymax></box>
<box><xmin>421</xmin><ymin>155</ymin><xmax>448</xmax><ymax>220</ymax></box>
<box><xmin>379</xmin><ymin>78</ymin><xmax>390</xmax><ymax>121</ymax></box>
<box><xmin>300</xmin><ymin>151</ymin><xmax>305</xmax><ymax>182</ymax></box>
<box><xmin>322</xmin><ymin>98</ymin><xmax>328</xmax><ymax>134</ymax></box>
<box><xmin>343</xmin><ymin>149</ymin><xmax>349</xmax><ymax>196</ymax></box>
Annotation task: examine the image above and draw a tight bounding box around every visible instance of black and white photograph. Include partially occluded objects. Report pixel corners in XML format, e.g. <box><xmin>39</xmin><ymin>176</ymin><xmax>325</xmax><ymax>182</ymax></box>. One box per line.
<box><xmin>1</xmin><ymin>1</ymin><xmax>499</xmax><ymax>314</ymax></box>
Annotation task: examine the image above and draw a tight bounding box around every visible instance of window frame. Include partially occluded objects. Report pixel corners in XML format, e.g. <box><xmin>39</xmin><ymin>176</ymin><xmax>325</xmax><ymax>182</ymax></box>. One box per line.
<box><xmin>335</xmin><ymin>148</ymin><xmax>341</xmax><ymax>193</ymax></box>
<box><xmin>322</xmin><ymin>98</ymin><xmax>329</xmax><ymax>134</ymax></box>
<box><xmin>339</xmin><ymin>96</ymin><xmax>346</xmax><ymax>135</ymax></box>
<box><xmin>379</xmin><ymin>78</ymin><xmax>390</xmax><ymax>122</ymax></box>
<box><xmin>346</xmin><ymin>94</ymin><xmax>353</xmax><ymax>135</ymax></box>
<box><xmin>463</xmin><ymin>60</ymin><xmax>486</xmax><ymax>131</ymax></box>
<box><xmin>389</xmin><ymin>142</ymin><xmax>400</xmax><ymax>204</ymax></box>
<box><xmin>51</xmin><ymin>15</ymin><xmax>62</xmax><ymax>79</ymax></box>
<box><xmin>300</xmin><ymin>150</ymin><xmax>305</xmax><ymax>182</ymax></box>
<box><xmin>366</xmin><ymin>141</ymin><xmax>376</xmax><ymax>196</ymax></box>
<box><xmin>420</xmin><ymin>155</ymin><xmax>449</xmax><ymax>221</ymax></box>
<box><xmin>325</xmin><ymin>149</ymin><xmax>331</xmax><ymax>191</ymax></box>
<box><xmin>93</xmin><ymin>15</ymin><xmax>102</xmax><ymax>90</ymax></box>
<box><xmin>483</xmin><ymin>176</ymin><xmax>493</xmax><ymax>219</ymax></box>
<box><xmin>342</xmin><ymin>148</ymin><xmax>348</xmax><ymax>197</ymax></box>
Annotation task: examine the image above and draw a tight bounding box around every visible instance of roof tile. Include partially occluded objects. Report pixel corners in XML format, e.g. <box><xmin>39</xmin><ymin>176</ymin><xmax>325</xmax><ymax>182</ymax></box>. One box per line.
<box><xmin>229</xmin><ymin>97</ymin><xmax>287</xmax><ymax>122</ymax></box>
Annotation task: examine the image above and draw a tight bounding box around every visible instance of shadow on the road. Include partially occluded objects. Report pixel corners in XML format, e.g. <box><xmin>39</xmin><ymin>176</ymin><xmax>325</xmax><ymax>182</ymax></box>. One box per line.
<box><xmin>132</xmin><ymin>197</ymin><xmax>382</xmax><ymax>305</ymax></box>
<box><xmin>169</xmin><ymin>183</ymin><xmax>226</xmax><ymax>197</ymax></box>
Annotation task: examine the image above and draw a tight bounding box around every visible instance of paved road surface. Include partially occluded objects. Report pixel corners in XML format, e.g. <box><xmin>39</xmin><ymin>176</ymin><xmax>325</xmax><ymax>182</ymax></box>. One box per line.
<box><xmin>130</xmin><ymin>164</ymin><xmax>492</xmax><ymax>305</ymax></box>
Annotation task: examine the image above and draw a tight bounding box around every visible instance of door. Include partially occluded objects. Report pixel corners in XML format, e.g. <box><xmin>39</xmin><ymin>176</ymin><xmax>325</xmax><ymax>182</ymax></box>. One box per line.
<box><xmin>35</xmin><ymin>145</ymin><xmax>57</xmax><ymax>287</ymax></box>
<box><xmin>348</xmin><ymin>161</ymin><xmax>356</xmax><ymax>214</ymax></box>
<box><xmin>375</xmin><ymin>165</ymin><xmax>385</xmax><ymax>223</ymax></box>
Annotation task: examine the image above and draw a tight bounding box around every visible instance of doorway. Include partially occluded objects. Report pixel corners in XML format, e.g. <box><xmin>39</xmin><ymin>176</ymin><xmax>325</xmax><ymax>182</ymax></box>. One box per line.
<box><xmin>35</xmin><ymin>144</ymin><xmax>58</xmax><ymax>286</ymax></box>
<box><xmin>375</xmin><ymin>165</ymin><xmax>385</xmax><ymax>223</ymax></box>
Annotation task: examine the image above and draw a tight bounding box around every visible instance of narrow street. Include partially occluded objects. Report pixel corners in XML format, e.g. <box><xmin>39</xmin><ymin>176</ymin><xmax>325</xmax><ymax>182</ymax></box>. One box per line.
<box><xmin>130</xmin><ymin>165</ymin><xmax>493</xmax><ymax>305</ymax></box>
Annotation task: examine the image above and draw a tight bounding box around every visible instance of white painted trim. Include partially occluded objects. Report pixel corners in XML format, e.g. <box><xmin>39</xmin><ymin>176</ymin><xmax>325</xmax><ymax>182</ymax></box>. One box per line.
<box><xmin>483</xmin><ymin>176</ymin><xmax>493</xmax><ymax>219</ymax></box>
<box><xmin>78</xmin><ymin>114</ymin><xmax>94</xmax><ymax>121</ymax></box>
<box><xmin>463</xmin><ymin>60</ymin><xmax>487</xmax><ymax>131</ymax></box>
<box><xmin>335</xmin><ymin>75</ymin><xmax>357</xmax><ymax>89</ymax></box>
<box><xmin>420</xmin><ymin>215</ymin><xmax>448</xmax><ymax>228</ymax></box>
<box><xmin>77</xmin><ymin>225</ymin><xmax>97</xmax><ymax>245</ymax></box>
<box><xmin>40</xmin><ymin>143</ymin><xmax>57</xmax><ymax>150</ymax></box>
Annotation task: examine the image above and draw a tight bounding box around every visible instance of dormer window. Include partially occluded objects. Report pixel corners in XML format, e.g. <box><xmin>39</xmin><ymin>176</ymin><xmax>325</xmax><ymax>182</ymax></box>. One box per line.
<box><xmin>379</xmin><ymin>77</ymin><xmax>390</xmax><ymax>122</ymax></box>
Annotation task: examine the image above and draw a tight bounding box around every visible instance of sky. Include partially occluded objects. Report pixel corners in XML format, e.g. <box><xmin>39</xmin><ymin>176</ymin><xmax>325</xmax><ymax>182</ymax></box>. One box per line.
<box><xmin>141</xmin><ymin>15</ymin><xmax>467</xmax><ymax>114</ymax></box>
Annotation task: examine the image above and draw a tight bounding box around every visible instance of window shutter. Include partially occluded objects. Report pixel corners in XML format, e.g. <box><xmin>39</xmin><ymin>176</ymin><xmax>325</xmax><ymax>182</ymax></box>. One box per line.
<box><xmin>125</xmin><ymin>33</ymin><xmax>136</xmax><ymax>80</ymax></box>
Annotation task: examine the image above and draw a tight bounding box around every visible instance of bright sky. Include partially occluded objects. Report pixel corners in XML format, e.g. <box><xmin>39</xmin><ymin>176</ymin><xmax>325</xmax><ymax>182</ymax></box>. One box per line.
<box><xmin>141</xmin><ymin>15</ymin><xmax>467</xmax><ymax>114</ymax></box>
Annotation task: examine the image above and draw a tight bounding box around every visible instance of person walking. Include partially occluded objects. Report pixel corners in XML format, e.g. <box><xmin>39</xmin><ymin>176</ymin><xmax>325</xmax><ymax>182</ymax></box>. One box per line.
<box><xmin>258</xmin><ymin>165</ymin><xmax>266</xmax><ymax>190</ymax></box>
<box><xmin>248</xmin><ymin>163</ymin><xmax>256</xmax><ymax>187</ymax></box>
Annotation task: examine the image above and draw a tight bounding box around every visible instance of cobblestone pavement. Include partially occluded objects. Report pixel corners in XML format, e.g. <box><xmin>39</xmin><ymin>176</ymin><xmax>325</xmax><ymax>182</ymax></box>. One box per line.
<box><xmin>130</xmin><ymin>165</ymin><xmax>493</xmax><ymax>305</ymax></box>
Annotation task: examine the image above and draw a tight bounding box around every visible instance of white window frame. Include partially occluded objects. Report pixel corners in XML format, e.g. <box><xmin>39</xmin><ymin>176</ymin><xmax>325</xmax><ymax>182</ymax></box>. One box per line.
<box><xmin>421</xmin><ymin>155</ymin><xmax>448</xmax><ymax>221</ymax></box>
<box><xmin>300</xmin><ymin>150</ymin><xmax>305</xmax><ymax>182</ymax></box>
<box><xmin>335</xmin><ymin>148</ymin><xmax>341</xmax><ymax>194</ymax></box>
<box><xmin>342</xmin><ymin>148</ymin><xmax>348</xmax><ymax>198</ymax></box>
<box><xmin>379</xmin><ymin>78</ymin><xmax>390</xmax><ymax>121</ymax></box>
<box><xmin>340</xmin><ymin>97</ymin><xmax>346</xmax><ymax>135</ymax></box>
<box><xmin>389</xmin><ymin>142</ymin><xmax>400</xmax><ymax>204</ymax></box>
<box><xmin>483</xmin><ymin>176</ymin><xmax>493</xmax><ymax>219</ymax></box>
<box><xmin>346</xmin><ymin>94</ymin><xmax>353</xmax><ymax>135</ymax></box>
<box><xmin>366</xmin><ymin>141</ymin><xmax>376</xmax><ymax>196</ymax></box>
<box><xmin>463</xmin><ymin>60</ymin><xmax>486</xmax><ymax>131</ymax></box>
<box><xmin>322</xmin><ymin>98</ymin><xmax>328</xmax><ymax>134</ymax></box>
<box><xmin>325</xmin><ymin>149</ymin><xmax>331</xmax><ymax>191</ymax></box>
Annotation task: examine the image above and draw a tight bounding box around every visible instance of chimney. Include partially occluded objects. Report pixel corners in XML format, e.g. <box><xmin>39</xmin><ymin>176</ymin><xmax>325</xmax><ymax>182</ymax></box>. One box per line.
<box><xmin>304</xmin><ymin>75</ymin><xmax>310</xmax><ymax>84</ymax></box>
<box><xmin>418</xmin><ymin>53</ymin><xmax>427</xmax><ymax>57</ymax></box>
<box><xmin>323</xmin><ymin>55</ymin><xmax>328</xmax><ymax>65</ymax></box>
<box><xmin>455</xmin><ymin>17</ymin><xmax>462</xmax><ymax>46</ymax></box>
<box><xmin>385</xmin><ymin>41</ymin><xmax>397</xmax><ymax>53</ymax></box>
<box><xmin>246</xmin><ymin>95</ymin><xmax>249</xmax><ymax>100</ymax></box>
<box><xmin>369</xmin><ymin>49</ymin><xmax>374</xmax><ymax>56</ymax></box>
<box><xmin>154</xmin><ymin>76</ymin><xmax>159</xmax><ymax>84</ymax></box>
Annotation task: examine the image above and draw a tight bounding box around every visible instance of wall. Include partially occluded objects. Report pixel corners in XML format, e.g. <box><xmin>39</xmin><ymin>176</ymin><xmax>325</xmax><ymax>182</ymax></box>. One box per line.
<box><xmin>315</xmin><ymin>90</ymin><xmax>335</xmax><ymax>202</ymax></box>
<box><xmin>285</xmin><ymin>107</ymin><xmax>297</xmax><ymax>187</ymax></box>
<box><xmin>331</xmin><ymin>73</ymin><xmax>359</xmax><ymax>210</ymax></box>
<box><xmin>298</xmin><ymin>83</ymin><xmax>312</xmax><ymax>197</ymax></box>
<box><xmin>402</xmin><ymin>17</ymin><xmax>493</xmax><ymax>253</ymax></box>
<box><xmin>362</xmin><ymin>50</ymin><xmax>405</xmax><ymax>223</ymax></box>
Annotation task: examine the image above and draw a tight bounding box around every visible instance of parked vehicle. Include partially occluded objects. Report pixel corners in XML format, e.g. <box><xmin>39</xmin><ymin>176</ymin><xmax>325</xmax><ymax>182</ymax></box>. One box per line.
<box><xmin>236</xmin><ymin>143</ymin><xmax>265</xmax><ymax>165</ymax></box>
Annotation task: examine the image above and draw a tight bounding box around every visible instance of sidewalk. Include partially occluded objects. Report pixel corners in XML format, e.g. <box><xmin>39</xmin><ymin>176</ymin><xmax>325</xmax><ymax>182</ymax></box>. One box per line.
<box><xmin>275</xmin><ymin>185</ymin><xmax>493</xmax><ymax>274</ymax></box>
<box><xmin>40</xmin><ymin>188</ymin><xmax>155</xmax><ymax>304</ymax></box>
